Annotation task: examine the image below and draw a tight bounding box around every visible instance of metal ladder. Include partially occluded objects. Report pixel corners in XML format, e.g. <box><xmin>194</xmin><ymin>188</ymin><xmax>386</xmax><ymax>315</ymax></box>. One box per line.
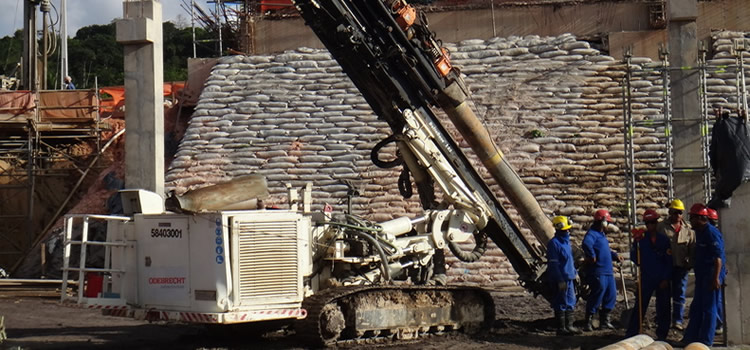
<box><xmin>60</xmin><ymin>214</ymin><xmax>131</xmax><ymax>304</ymax></box>
<box><xmin>622</xmin><ymin>44</ymin><xmax>714</xmax><ymax>235</ymax></box>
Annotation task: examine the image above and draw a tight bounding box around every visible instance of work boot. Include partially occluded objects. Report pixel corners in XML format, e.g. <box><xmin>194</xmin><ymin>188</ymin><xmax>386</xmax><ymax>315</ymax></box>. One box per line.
<box><xmin>555</xmin><ymin>311</ymin><xmax>573</xmax><ymax>335</ymax></box>
<box><xmin>582</xmin><ymin>312</ymin><xmax>594</xmax><ymax>332</ymax></box>
<box><xmin>599</xmin><ymin>310</ymin><xmax>615</xmax><ymax>330</ymax></box>
<box><xmin>565</xmin><ymin>310</ymin><xmax>582</xmax><ymax>334</ymax></box>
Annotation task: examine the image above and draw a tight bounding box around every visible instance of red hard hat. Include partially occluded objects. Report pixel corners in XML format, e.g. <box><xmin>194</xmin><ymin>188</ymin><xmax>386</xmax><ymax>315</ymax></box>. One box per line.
<box><xmin>707</xmin><ymin>208</ymin><xmax>719</xmax><ymax>221</ymax></box>
<box><xmin>643</xmin><ymin>209</ymin><xmax>660</xmax><ymax>222</ymax></box>
<box><xmin>689</xmin><ymin>203</ymin><xmax>709</xmax><ymax>217</ymax></box>
<box><xmin>594</xmin><ymin>209</ymin><xmax>613</xmax><ymax>222</ymax></box>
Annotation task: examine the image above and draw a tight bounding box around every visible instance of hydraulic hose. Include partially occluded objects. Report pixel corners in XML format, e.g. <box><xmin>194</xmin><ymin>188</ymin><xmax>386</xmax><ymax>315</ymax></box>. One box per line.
<box><xmin>371</xmin><ymin>134</ymin><xmax>402</xmax><ymax>168</ymax></box>
<box><xmin>348</xmin><ymin>231</ymin><xmax>392</xmax><ymax>283</ymax></box>
<box><xmin>446</xmin><ymin>231</ymin><xmax>487</xmax><ymax>262</ymax></box>
<box><xmin>398</xmin><ymin>168</ymin><xmax>413</xmax><ymax>198</ymax></box>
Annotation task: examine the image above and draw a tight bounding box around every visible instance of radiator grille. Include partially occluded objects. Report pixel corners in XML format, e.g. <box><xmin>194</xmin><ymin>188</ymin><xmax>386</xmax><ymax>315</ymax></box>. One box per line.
<box><xmin>236</xmin><ymin>219</ymin><xmax>300</xmax><ymax>302</ymax></box>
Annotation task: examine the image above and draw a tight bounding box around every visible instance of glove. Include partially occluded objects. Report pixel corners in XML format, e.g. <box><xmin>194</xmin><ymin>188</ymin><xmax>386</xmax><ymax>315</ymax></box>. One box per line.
<box><xmin>558</xmin><ymin>281</ymin><xmax>567</xmax><ymax>291</ymax></box>
<box><xmin>631</xmin><ymin>228</ymin><xmax>645</xmax><ymax>242</ymax></box>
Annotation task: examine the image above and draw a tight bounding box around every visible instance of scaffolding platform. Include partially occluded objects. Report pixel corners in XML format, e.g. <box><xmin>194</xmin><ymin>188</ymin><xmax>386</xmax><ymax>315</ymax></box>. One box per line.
<box><xmin>0</xmin><ymin>89</ymin><xmax>104</xmax><ymax>272</ymax></box>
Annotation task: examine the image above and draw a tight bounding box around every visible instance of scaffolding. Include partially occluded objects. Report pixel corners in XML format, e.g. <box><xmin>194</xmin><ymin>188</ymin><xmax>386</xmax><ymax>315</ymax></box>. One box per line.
<box><xmin>0</xmin><ymin>88</ymin><xmax>103</xmax><ymax>272</ymax></box>
<box><xmin>621</xmin><ymin>44</ymin><xmax>720</xmax><ymax>234</ymax></box>
<box><xmin>184</xmin><ymin>0</ymin><xmax>258</xmax><ymax>56</ymax></box>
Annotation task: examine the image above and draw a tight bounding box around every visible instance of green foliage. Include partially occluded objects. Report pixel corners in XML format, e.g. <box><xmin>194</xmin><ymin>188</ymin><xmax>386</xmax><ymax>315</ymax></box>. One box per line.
<box><xmin>68</xmin><ymin>24</ymin><xmax>124</xmax><ymax>88</ymax></box>
<box><xmin>526</xmin><ymin>129</ymin><xmax>545</xmax><ymax>139</ymax></box>
<box><xmin>0</xmin><ymin>21</ymin><xmax>214</xmax><ymax>88</ymax></box>
<box><xmin>0</xmin><ymin>30</ymin><xmax>23</xmax><ymax>76</ymax></box>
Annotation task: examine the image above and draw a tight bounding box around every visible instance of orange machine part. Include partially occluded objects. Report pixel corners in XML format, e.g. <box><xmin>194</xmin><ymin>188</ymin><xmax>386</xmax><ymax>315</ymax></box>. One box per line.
<box><xmin>434</xmin><ymin>48</ymin><xmax>453</xmax><ymax>77</ymax></box>
<box><xmin>394</xmin><ymin>3</ymin><xmax>417</xmax><ymax>31</ymax></box>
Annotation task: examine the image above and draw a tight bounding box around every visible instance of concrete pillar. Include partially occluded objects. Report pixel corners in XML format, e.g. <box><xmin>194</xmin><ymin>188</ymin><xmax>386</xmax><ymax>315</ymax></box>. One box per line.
<box><xmin>115</xmin><ymin>1</ymin><xmax>165</xmax><ymax>196</ymax></box>
<box><xmin>720</xmin><ymin>183</ymin><xmax>750</xmax><ymax>345</ymax></box>
<box><xmin>667</xmin><ymin>0</ymin><xmax>703</xmax><ymax>206</ymax></box>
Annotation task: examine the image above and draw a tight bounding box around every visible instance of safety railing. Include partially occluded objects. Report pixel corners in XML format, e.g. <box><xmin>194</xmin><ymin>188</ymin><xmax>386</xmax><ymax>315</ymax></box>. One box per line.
<box><xmin>60</xmin><ymin>214</ymin><xmax>131</xmax><ymax>304</ymax></box>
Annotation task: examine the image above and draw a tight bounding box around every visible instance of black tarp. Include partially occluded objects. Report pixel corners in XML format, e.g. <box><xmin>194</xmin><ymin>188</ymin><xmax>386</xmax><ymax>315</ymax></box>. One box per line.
<box><xmin>708</xmin><ymin>115</ymin><xmax>750</xmax><ymax>208</ymax></box>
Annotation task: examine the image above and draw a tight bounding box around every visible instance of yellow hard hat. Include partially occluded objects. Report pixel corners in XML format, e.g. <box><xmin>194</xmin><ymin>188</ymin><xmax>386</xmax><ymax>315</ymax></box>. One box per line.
<box><xmin>552</xmin><ymin>216</ymin><xmax>572</xmax><ymax>230</ymax></box>
<box><xmin>669</xmin><ymin>199</ymin><xmax>685</xmax><ymax>211</ymax></box>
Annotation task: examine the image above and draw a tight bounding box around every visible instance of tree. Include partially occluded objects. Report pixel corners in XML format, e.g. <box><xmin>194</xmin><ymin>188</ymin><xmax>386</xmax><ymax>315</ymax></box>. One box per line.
<box><xmin>1</xmin><ymin>21</ymin><xmax>212</xmax><ymax>88</ymax></box>
<box><xmin>68</xmin><ymin>24</ymin><xmax>123</xmax><ymax>88</ymax></box>
<box><xmin>0</xmin><ymin>30</ymin><xmax>23</xmax><ymax>77</ymax></box>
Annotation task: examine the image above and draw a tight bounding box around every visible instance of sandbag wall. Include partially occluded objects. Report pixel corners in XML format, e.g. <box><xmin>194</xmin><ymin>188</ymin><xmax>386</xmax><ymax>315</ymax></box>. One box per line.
<box><xmin>165</xmin><ymin>31</ymin><xmax>749</xmax><ymax>289</ymax></box>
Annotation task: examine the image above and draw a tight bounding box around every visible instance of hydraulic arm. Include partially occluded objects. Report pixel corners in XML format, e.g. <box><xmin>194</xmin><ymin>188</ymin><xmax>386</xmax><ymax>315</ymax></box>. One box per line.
<box><xmin>292</xmin><ymin>0</ymin><xmax>555</xmax><ymax>296</ymax></box>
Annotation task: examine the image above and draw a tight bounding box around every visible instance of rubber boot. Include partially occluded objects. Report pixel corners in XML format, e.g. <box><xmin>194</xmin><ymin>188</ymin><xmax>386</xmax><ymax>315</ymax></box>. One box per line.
<box><xmin>582</xmin><ymin>312</ymin><xmax>594</xmax><ymax>332</ymax></box>
<box><xmin>565</xmin><ymin>310</ymin><xmax>582</xmax><ymax>334</ymax></box>
<box><xmin>555</xmin><ymin>311</ymin><xmax>572</xmax><ymax>335</ymax></box>
<box><xmin>599</xmin><ymin>309</ymin><xmax>615</xmax><ymax>330</ymax></box>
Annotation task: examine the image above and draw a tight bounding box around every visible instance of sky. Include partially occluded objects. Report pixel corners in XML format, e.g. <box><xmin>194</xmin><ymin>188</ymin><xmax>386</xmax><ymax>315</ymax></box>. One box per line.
<box><xmin>0</xmin><ymin>0</ymin><xmax>213</xmax><ymax>38</ymax></box>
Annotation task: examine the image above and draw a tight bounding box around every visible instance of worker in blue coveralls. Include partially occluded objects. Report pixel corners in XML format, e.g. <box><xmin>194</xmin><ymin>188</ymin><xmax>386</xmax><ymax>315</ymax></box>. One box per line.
<box><xmin>681</xmin><ymin>203</ymin><xmax>727</xmax><ymax>346</ymax></box>
<box><xmin>547</xmin><ymin>216</ymin><xmax>582</xmax><ymax>335</ymax></box>
<box><xmin>582</xmin><ymin>209</ymin><xmax>622</xmax><ymax>332</ymax></box>
<box><xmin>706</xmin><ymin>207</ymin><xmax>725</xmax><ymax>336</ymax></box>
<box><xmin>626</xmin><ymin>209</ymin><xmax>672</xmax><ymax>341</ymax></box>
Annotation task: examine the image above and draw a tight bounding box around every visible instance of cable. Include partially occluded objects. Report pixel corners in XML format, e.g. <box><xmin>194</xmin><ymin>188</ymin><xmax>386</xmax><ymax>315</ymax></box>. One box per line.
<box><xmin>446</xmin><ymin>231</ymin><xmax>487</xmax><ymax>262</ymax></box>
<box><xmin>371</xmin><ymin>134</ymin><xmax>403</xmax><ymax>168</ymax></box>
<box><xmin>347</xmin><ymin>231</ymin><xmax>392</xmax><ymax>283</ymax></box>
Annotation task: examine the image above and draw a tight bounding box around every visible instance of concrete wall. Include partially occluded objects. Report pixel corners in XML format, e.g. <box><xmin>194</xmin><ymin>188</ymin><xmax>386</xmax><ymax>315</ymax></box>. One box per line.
<box><xmin>609</xmin><ymin>31</ymin><xmax>667</xmax><ymax>61</ymax></box>
<box><xmin>720</xmin><ymin>183</ymin><xmax>750</xmax><ymax>345</ymax></box>
<box><xmin>251</xmin><ymin>0</ymin><xmax>749</xmax><ymax>55</ymax></box>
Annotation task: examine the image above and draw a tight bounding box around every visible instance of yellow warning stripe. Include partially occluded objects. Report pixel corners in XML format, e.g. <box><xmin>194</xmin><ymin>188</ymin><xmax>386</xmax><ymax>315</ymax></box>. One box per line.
<box><xmin>485</xmin><ymin>151</ymin><xmax>504</xmax><ymax>167</ymax></box>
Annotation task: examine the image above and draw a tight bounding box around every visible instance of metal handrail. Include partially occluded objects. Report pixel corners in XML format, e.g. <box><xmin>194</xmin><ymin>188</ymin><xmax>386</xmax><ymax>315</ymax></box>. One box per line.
<box><xmin>60</xmin><ymin>214</ymin><xmax>131</xmax><ymax>304</ymax></box>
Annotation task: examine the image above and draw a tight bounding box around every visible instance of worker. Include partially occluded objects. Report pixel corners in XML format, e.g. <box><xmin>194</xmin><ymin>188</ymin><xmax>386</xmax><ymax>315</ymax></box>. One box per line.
<box><xmin>656</xmin><ymin>199</ymin><xmax>695</xmax><ymax>330</ymax></box>
<box><xmin>64</xmin><ymin>76</ymin><xmax>75</xmax><ymax>90</ymax></box>
<box><xmin>581</xmin><ymin>209</ymin><xmax>622</xmax><ymax>331</ymax></box>
<box><xmin>547</xmin><ymin>216</ymin><xmax>582</xmax><ymax>335</ymax></box>
<box><xmin>626</xmin><ymin>209</ymin><xmax>672</xmax><ymax>340</ymax></box>
<box><xmin>681</xmin><ymin>203</ymin><xmax>726</xmax><ymax>347</ymax></box>
<box><xmin>706</xmin><ymin>207</ymin><xmax>724</xmax><ymax>336</ymax></box>
<box><xmin>707</xmin><ymin>208</ymin><xmax>718</xmax><ymax>227</ymax></box>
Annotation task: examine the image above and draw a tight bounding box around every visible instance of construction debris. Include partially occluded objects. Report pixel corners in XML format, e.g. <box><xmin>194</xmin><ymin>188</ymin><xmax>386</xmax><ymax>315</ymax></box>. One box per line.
<box><xmin>0</xmin><ymin>279</ymin><xmax>76</xmax><ymax>299</ymax></box>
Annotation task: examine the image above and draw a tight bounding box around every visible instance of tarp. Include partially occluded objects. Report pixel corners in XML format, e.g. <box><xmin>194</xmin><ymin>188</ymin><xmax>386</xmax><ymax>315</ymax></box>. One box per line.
<box><xmin>260</xmin><ymin>0</ymin><xmax>293</xmax><ymax>12</ymax></box>
<box><xmin>708</xmin><ymin>116</ymin><xmax>750</xmax><ymax>208</ymax></box>
<box><xmin>99</xmin><ymin>87</ymin><xmax>125</xmax><ymax>113</ymax></box>
<box><xmin>0</xmin><ymin>91</ymin><xmax>35</xmax><ymax>122</ymax></box>
<box><xmin>99</xmin><ymin>82</ymin><xmax>186</xmax><ymax>113</ymax></box>
<box><xmin>38</xmin><ymin>90</ymin><xmax>97</xmax><ymax>121</ymax></box>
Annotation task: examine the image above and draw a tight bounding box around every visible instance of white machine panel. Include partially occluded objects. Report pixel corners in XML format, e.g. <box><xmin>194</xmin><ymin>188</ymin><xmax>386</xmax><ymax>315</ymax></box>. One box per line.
<box><xmin>188</xmin><ymin>213</ymin><xmax>232</xmax><ymax>312</ymax></box>
<box><xmin>229</xmin><ymin>211</ymin><xmax>308</xmax><ymax>310</ymax></box>
<box><xmin>136</xmin><ymin>215</ymin><xmax>191</xmax><ymax>308</ymax></box>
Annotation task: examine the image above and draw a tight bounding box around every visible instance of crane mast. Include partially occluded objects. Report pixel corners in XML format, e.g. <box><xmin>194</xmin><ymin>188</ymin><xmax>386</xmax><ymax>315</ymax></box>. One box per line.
<box><xmin>292</xmin><ymin>0</ymin><xmax>555</xmax><ymax>295</ymax></box>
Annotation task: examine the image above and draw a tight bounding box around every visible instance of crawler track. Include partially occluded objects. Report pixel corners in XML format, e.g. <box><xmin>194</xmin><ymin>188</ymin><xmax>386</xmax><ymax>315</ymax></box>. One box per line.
<box><xmin>296</xmin><ymin>285</ymin><xmax>494</xmax><ymax>347</ymax></box>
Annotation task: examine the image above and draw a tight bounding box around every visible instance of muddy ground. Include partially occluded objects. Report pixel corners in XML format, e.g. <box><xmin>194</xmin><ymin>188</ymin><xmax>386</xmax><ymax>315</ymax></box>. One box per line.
<box><xmin>1</xmin><ymin>290</ymin><xmax>711</xmax><ymax>350</ymax></box>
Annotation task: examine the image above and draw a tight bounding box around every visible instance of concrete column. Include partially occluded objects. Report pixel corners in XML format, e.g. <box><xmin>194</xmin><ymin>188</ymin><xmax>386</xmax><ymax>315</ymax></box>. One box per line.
<box><xmin>116</xmin><ymin>1</ymin><xmax>164</xmax><ymax>196</ymax></box>
<box><xmin>667</xmin><ymin>0</ymin><xmax>703</xmax><ymax>206</ymax></box>
<box><xmin>719</xmin><ymin>183</ymin><xmax>750</xmax><ymax>344</ymax></box>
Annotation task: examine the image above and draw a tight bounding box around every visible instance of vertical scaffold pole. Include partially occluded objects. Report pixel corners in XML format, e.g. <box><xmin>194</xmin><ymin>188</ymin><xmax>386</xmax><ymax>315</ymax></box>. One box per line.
<box><xmin>623</xmin><ymin>47</ymin><xmax>637</xmax><ymax>238</ymax></box>
<box><xmin>660</xmin><ymin>44</ymin><xmax>674</xmax><ymax>202</ymax></box>
<box><xmin>736</xmin><ymin>39</ymin><xmax>748</xmax><ymax>120</ymax></box>
<box><xmin>699</xmin><ymin>42</ymin><xmax>712</xmax><ymax>203</ymax></box>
